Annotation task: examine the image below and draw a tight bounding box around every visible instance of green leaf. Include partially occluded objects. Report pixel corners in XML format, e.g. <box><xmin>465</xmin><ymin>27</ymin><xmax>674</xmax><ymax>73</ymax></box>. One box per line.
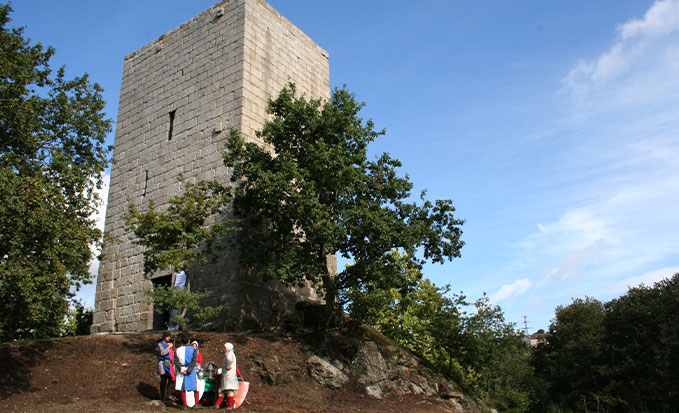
<box><xmin>225</xmin><ymin>83</ymin><xmax>465</xmax><ymax>335</ymax></box>
<box><xmin>0</xmin><ymin>4</ymin><xmax>111</xmax><ymax>341</ymax></box>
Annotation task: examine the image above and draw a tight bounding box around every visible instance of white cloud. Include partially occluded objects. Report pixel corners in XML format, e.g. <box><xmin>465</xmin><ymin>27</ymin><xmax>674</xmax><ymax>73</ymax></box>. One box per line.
<box><xmin>87</xmin><ymin>172</ymin><xmax>109</xmax><ymax>263</ymax></box>
<box><xmin>82</xmin><ymin>172</ymin><xmax>110</xmax><ymax>307</ymax></box>
<box><xmin>619</xmin><ymin>0</ymin><xmax>679</xmax><ymax>39</ymax></box>
<box><xmin>521</xmin><ymin>34</ymin><xmax>679</xmax><ymax>289</ymax></box>
<box><xmin>524</xmin><ymin>172</ymin><xmax>679</xmax><ymax>285</ymax></box>
<box><xmin>75</xmin><ymin>282</ymin><xmax>97</xmax><ymax>309</ymax></box>
<box><xmin>545</xmin><ymin>239</ymin><xmax>606</xmax><ymax>283</ymax></box>
<box><xmin>88</xmin><ymin>171</ymin><xmax>109</xmax><ymax>271</ymax></box>
<box><xmin>93</xmin><ymin>172</ymin><xmax>110</xmax><ymax>234</ymax></box>
<box><xmin>537</xmin><ymin>210</ymin><xmax>611</xmax><ymax>247</ymax></box>
<box><xmin>490</xmin><ymin>279</ymin><xmax>532</xmax><ymax>303</ymax></box>
<box><xmin>561</xmin><ymin>0</ymin><xmax>679</xmax><ymax>109</ymax></box>
<box><xmin>608</xmin><ymin>266</ymin><xmax>679</xmax><ymax>295</ymax></box>
<box><xmin>461</xmin><ymin>1</ymin><xmax>679</xmax><ymax>330</ymax></box>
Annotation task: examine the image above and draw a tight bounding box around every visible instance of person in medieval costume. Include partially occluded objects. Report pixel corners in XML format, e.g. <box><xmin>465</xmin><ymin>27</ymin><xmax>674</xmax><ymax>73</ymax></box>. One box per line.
<box><xmin>156</xmin><ymin>331</ymin><xmax>175</xmax><ymax>402</ymax></box>
<box><xmin>192</xmin><ymin>340</ymin><xmax>206</xmax><ymax>403</ymax></box>
<box><xmin>215</xmin><ymin>342</ymin><xmax>238</xmax><ymax>409</ymax></box>
<box><xmin>174</xmin><ymin>334</ymin><xmax>200</xmax><ymax>408</ymax></box>
<box><xmin>168</xmin><ymin>270</ymin><xmax>187</xmax><ymax>330</ymax></box>
<box><xmin>192</xmin><ymin>340</ymin><xmax>204</xmax><ymax>366</ymax></box>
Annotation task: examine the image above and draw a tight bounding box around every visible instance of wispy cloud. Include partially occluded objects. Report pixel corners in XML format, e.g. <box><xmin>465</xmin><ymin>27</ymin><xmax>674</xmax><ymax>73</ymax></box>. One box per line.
<box><xmin>544</xmin><ymin>239</ymin><xmax>606</xmax><ymax>283</ymax></box>
<box><xmin>520</xmin><ymin>172</ymin><xmax>679</xmax><ymax>287</ymax></box>
<box><xmin>608</xmin><ymin>266</ymin><xmax>679</xmax><ymax>295</ymax></box>
<box><xmin>518</xmin><ymin>0</ymin><xmax>679</xmax><ymax>295</ymax></box>
<box><xmin>490</xmin><ymin>278</ymin><xmax>532</xmax><ymax>303</ymax></box>
<box><xmin>619</xmin><ymin>0</ymin><xmax>679</xmax><ymax>39</ymax></box>
<box><xmin>505</xmin><ymin>35</ymin><xmax>679</xmax><ymax>323</ymax></box>
<box><xmin>561</xmin><ymin>0</ymin><xmax>679</xmax><ymax>111</ymax></box>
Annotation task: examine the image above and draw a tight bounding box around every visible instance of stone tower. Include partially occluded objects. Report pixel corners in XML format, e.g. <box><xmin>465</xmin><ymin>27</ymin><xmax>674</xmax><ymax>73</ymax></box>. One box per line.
<box><xmin>91</xmin><ymin>0</ymin><xmax>330</xmax><ymax>333</ymax></box>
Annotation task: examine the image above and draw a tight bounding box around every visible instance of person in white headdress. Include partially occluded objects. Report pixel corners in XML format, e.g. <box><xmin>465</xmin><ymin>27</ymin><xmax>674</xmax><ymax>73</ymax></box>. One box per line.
<box><xmin>191</xmin><ymin>340</ymin><xmax>206</xmax><ymax>403</ymax></box>
<box><xmin>214</xmin><ymin>342</ymin><xmax>238</xmax><ymax>409</ymax></box>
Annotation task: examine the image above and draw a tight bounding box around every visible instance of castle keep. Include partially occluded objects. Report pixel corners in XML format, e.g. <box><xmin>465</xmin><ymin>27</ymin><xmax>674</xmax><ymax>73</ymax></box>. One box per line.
<box><xmin>91</xmin><ymin>0</ymin><xmax>330</xmax><ymax>333</ymax></box>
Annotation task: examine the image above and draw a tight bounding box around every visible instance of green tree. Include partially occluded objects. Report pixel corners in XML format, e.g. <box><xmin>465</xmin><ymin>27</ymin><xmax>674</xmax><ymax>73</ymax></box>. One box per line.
<box><xmin>224</xmin><ymin>84</ymin><xmax>465</xmax><ymax>335</ymax></box>
<box><xmin>349</xmin><ymin>262</ymin><xmax>532</xmax><ymax>411</ymax></box>
<box><xmin>461</xmin><ymin>295</ymin><xmax>532</xmax><ymax>412</ymax></box>
<box><xmin>124</xmin><ymin>179</ymin><xmax>234</xmax><ymax>329</ymax></box>
<box><xmin>532</xmin><ymin>297</ymin><xmax>608</xmax><ymax>411</ymax></box>
<box><xmin>61</xmin><ymin>300</ymin><xmax>93</xmax><ymax>337</ymax></box>
<box><xmin>346</xmin><ymin>251</ymin><xmax>465</xmax><ymax>369</ymax></box>
<box><xmin>603</xmin><ymin>273</ymin><xmax>679</xmax><ymax>412</ymax></box>
<box><xmin>0</xmin><ymin>4</ymin><xmax>111</xmax><ymax>341</ymax></box>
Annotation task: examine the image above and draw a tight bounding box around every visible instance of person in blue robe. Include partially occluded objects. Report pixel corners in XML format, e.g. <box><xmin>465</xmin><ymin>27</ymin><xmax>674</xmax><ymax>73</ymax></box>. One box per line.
<box><xmin>174</xmin><ymin>334</ymin><xmax>199</xmax><ymax>408</ymax></box>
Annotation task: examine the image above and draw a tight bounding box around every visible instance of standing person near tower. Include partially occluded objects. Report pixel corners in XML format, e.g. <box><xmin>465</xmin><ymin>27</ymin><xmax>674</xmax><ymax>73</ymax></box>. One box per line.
<box><xmin>175</xmin><ymin>334</ymin><xmax>199</xmax><ymax>408</ymax></box>
<box><xmin>191</xmin><ymin>340</ymin><xmax>203</xmax><ymax>366</ymax></box>
<box><xmin>215</xmin><ymin>342</ymin><xmax>238</xmax><ymax>409</ymax></box>
<box><xmin>168</xmin><ymin>270</ymin><xmax>187</xmax><ymax>330</ymax></box>
<box><xmin>156</xmin><ymin>331</ymin><xmax>175</xmax><ymax>402</ymax></box>
<box><xmin>192</xmin><ymin>340</ymin><xmax>206</xmax><ymax>403</ymax></box>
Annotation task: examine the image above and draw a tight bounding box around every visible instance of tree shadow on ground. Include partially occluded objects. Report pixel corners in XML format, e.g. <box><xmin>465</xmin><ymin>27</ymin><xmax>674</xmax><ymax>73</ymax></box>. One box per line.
<box><xmin>0</xmin><ymin>340</ymin><xmax>51</xmax><ymax>398</ymax></box>
<box><xmin>136</xmin><ymin>381</ymin><xmax>159</xmax><ymax>400</ymax></box>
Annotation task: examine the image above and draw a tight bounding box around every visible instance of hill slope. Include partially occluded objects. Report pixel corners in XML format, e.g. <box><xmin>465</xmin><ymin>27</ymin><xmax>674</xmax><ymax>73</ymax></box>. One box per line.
<box><xmin>0</xmin><ymin>330</ymin><xmax>487</xmax><ymax>412</ymax></box>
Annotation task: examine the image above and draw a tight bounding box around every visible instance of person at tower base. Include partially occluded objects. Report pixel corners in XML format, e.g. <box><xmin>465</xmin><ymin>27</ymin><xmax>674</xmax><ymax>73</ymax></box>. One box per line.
<box><xmin>191</xmin><ymin>340</ymin><xmax>204</xmax><ymax>366</ymax></box>
<box><xmin>215</xmin><ymin>342</ymin><xmax>238</xmax><ymax>409</ymax></box>
<box><xmin>155</xmin><ymin>331</ymin><xmax>175</xmax><ymax>402</ymax></box>
<box><xmin>175</xmin><ymin>334</ymin><xmax>199</xmax><ymax>408</ymax></box>
<box><xmin>192</xmin><ymin>340</ymin><xmax>206</xmax><ymax>404</ymax></box>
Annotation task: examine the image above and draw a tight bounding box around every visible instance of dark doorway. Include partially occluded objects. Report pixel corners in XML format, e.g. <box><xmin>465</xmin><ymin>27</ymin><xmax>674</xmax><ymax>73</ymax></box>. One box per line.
<box><xmin>152</xmin><ymin>275</ymin><xmax>172</xmax><ymax>330</ymax></box>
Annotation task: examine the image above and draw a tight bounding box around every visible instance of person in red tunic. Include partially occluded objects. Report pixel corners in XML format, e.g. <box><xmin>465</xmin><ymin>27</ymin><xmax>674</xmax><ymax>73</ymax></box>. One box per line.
<box><xmin>191</xmin><ymin>340</ymin><xmax>203</xmax><ymax>365</ymax></box>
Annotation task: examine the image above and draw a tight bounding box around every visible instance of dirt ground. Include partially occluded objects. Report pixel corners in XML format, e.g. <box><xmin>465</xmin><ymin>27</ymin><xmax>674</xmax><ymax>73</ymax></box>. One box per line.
<box><xmin>0</xmin><ymin>331</ymin><xmax>467</xmax><ymax>412</ymax></box>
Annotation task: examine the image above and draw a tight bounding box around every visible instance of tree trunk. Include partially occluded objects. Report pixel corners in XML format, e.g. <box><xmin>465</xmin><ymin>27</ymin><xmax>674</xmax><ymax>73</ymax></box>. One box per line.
<box><xmin>315</xmin><ymin>271</ymin><xmax>336</xmax><ymax>342</ymax></box>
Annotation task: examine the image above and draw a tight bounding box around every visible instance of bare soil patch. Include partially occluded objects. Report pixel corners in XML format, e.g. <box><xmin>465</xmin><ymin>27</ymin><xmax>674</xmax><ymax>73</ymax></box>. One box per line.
<box><xmin>0</xmin><ymin>331</ymin><xmax>467</xmax><ymax>412</ymax></box>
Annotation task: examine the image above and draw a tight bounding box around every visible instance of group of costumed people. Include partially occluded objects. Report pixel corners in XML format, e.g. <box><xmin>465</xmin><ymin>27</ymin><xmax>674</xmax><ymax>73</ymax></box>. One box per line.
<box><xmin>156</xmin><ymin>332</ymin><xmax>240</xmax><ymax>409</ymax></box>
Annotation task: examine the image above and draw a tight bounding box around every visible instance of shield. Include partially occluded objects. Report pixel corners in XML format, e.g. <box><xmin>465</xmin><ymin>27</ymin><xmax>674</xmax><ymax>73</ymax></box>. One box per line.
<box><xmin>234</xmin><ymin>381</ymin><xmax>249</xmax><ymax>409</ymax></box>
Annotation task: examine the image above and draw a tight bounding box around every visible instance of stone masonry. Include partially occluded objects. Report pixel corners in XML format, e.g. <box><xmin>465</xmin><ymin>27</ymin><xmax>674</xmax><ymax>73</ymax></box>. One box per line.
<box><xmin>91</xmin><ymin>0</ymin><xmax>331</xmax><ymax>333</ymax></box>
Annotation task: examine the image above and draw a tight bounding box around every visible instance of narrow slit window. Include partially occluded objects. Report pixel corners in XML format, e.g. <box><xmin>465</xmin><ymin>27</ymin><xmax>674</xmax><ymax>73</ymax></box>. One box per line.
<box><xmin>143</xmin><ymin>169</ymin><xmax>149</xmax><ymax>197</ymax></box>
<box><xmin>167</xmin><ymin>110</ymin><xmax>176</xmax><ymax>140</ymax></box>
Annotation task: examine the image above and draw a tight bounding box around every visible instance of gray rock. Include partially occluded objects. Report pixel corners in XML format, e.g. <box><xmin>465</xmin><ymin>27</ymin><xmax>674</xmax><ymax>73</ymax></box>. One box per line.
<box><xmin>409</xmin><ymin>382</ymin><xmax>425</xmax><ymax>394</ymax></box>
<box><xmin>365</xmin><ymin>383</ymin><xmax>384</xmax><ymax>399</ymax></box>
<box><xmin>331</xmin><ymin>359</ymin><xmax>346</xmax><ymax>371</ymax></box>
<box><xmin>351</xmin><ymin>341</ymin><xmax>389</xmax><ymax>385</ymax></box>
<box><xmin>307</xmin><ymin>355</ymin><xmax>349</xmax><ymax>389</ymax></box>
<box><xmin>144</xmin><ymin>399</ymin><xmax>165</xmax><ymax>409</ymax></box>
<box><xmin>416</xmin><ymin>377</ymin><xmax>438</xmax><ymax>396</ymax></box>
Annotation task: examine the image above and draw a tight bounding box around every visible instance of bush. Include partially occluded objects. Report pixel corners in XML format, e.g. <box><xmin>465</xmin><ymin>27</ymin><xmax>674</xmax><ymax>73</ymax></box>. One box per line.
<box><xmin>62</xmin><ymin>301</ymin><xmax>93</xmax><ymax>337</ymax></box>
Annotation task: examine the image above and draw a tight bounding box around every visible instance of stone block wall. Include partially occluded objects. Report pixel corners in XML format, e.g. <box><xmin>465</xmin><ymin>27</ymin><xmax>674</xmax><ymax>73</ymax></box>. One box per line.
<box><xmin>92</xmin><ymin>0</ymin><xmax>330</xmax><ymax>333</ymax></box>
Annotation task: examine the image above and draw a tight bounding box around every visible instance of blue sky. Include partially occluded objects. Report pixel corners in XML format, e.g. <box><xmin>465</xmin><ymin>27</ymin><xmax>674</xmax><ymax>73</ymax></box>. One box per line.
<box><xmin>10</xmin><ymin>1</ymin><xmax>679</xmax><ymax>331</ymax></box>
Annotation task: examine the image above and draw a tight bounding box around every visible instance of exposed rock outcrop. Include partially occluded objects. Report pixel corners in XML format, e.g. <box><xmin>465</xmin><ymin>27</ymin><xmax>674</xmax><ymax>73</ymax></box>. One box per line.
<box><xmin>305</xmin><ymin>332</ymin><xmax>490</xmax><ymax>412</ymax></box>
<box><xmin>307</xmin><ymin>355</ymin><xmax>350</xmax><ymax>389</ymax></box>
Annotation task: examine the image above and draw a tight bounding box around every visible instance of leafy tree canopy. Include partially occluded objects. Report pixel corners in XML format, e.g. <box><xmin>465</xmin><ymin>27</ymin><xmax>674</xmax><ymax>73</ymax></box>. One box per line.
<box><xmin>603</xmin><ymin>274</ymin><xmax>679</xmax><ymax>411</ymax></box>
<box><xmin>346</xmin><ymin>250</ymin><xmax>465</xmax><ymax>365</ymax></box>
<box><xmin>224</xmin><ymin>84</ymin><xmax>465</xmax><ymax>332</ymax></box>
<box><xmin>124</xmin><ymin>178</ymin><xmax>234</xmax><ymax>329</ymax></box>
<box><xmin>61</xmin><ymin>300</ymin><xmax>93</xmax><ymax>337</ymax></box>
<box><xmin>348</xmin><ymin>254</ymin><xmax>532</xmax><ymax>411</ymax></box>
<box><xmin>532</xmin><ymin>296</ymin><xmax>608</xmax><ymax>411</ymax></box>
<box><xmin>124</xmin><ymin>178</ymin><xmax>234</xmax><ymax>274</ymax></box>
<box><xmin>0</xmin><ymin>4</ymin><xmax>111</xmax><ymax>341</ymax></box>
